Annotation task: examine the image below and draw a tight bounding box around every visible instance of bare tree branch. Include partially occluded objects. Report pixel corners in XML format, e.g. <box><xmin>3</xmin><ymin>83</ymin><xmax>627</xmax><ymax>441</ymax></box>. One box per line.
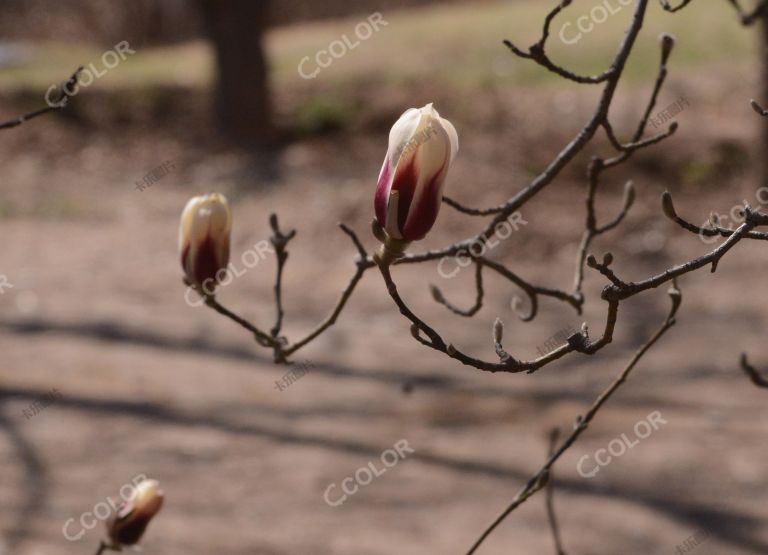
<box><xmin>267</xmin><ymin>213</ymin><xmax>297</xmax><ymax>339</ymax></box>
<box><xmin>504</xmin><ymin>1</ymin><xmax>614</xmax><ymax>84</ymax></box>
<box><xmin>661</xmin><ymin>191</ymin><xmax>768</xmax><ymax>241</ymax></box>
<box><xmin>0</xmin><ymin>68</ymin><xmax>83</xmax><ymax>131</ymax></box>
<box><xmin>740</xmin><ymin>353</ymin><xmax>768</xmax><ymax>388</ymax></box>
<box><xmin>544</xmin><ymin>428</ymin><xmax>567</xmax><ymax>555</ymax></box>
<box><xmin>431</xmin><ymin>260</ymin><xmax>485</xmax><ymax>317</ymax></box>
<box><xmin>466</xmin><ymin>283</ymin><xmax>681</xmax><ymax>554</ymax></box>
<box><xmin>725</xmin><ymin>0</ymin><xmax>768</xmax><ymax>24</ymax></box>
<box><xmin>659</xmin><ymin>0</ymin><xmax>695</xmax><ymax>13</ymax></box>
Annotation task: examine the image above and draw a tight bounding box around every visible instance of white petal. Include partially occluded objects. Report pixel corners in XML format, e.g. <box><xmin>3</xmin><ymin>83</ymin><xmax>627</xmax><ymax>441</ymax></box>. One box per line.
<box><xmin>387</xmin><ymin>108</ymin><xmax>422</xmax><ymax>167</ymax></box>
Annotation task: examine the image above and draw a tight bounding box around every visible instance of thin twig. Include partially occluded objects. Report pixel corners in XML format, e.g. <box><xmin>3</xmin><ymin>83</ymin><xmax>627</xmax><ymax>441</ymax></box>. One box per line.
<box><xmin>544</xmin><ymin>428</ymin><xmax>566</xmax><ymax>555</ymax></box>
<box><xmin>377</xmin><ymin>257</ymin><xmax>620</xmax><ymax>374</ymax></box>
<box><xmin>466</xmin><ymin>283</ymin><xmax>681</xmax><ymax>554</ymax></box>
<box><xmin>268</xmin><ymin>213</ymin><xmax>297</xmax><ymax>339</ymax></box>
<box><xmin>503</xmin><ymin>1</ymin><xmax>614</xmax><ymax>85</ymax></box>
<box><xmin>279</xmin><ymin>224</ymin><xmax>370</xmax><ymax>360</ymax></box>
<box><xmin>430</xmin><ymin>259</ymin><xmax>485</xmax><ymax>317</ymax></box>
<box><xmin>602</xmin><ymin>207</ymin><xmax>766</xmax><ymax>302</ymax></box>
<box><xmin>661</xmin><ymin>191</ymin><xmax>768</xmax><ymax>241</ymax></box>
<box><xmin>725</xmin><ymin>0</ymin><xmax>768</xmax><ymax>24</ymax></box>
<box><xmin>659</xmin><ymin>0</ymin><xmax>695</xmax><ymax>14</ymax></box>
<box><xmin>203</xmin><ymin>295</ymin><xmax>277</xmax><ymax>348</ymax></box>
<box><xmin>740</xmin><ymin>353</ymin><xmax>768</xmax><ymax>388</ymax></box>
<box><xmin>0</xmin><ymin>67</ymin><xmax>83</xmax><ymax>131</ymax></box>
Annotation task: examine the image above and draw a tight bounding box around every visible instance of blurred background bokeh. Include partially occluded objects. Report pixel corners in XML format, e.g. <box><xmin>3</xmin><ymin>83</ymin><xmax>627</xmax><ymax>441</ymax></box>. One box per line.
<box><xmin>1</xmin><ymin>1</ymin><xmax>767</xmax><ymax>554</ymax></box>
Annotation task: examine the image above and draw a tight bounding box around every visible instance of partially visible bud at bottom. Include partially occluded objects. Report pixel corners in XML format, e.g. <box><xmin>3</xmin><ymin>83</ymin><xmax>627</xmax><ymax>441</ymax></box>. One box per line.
<box><xmin>106</xmin><ymin>479</ymin><xmax>164</xmax><ymax>549</ymax></box>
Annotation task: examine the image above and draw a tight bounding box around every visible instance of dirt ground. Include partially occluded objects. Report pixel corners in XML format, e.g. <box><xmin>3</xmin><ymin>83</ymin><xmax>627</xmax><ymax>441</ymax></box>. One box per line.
<box><xmin>0</xmin><ymin>53</ymin><xmax>767</xmax><ymax>555</ymax></box>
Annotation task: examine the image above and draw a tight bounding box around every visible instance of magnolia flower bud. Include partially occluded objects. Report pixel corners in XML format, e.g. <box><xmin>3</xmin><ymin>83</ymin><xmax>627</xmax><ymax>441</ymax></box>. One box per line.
<box><xmin>107</xmin><ymin>479</ymin><xmax>164</xmax><ymax>548</ymax></box>
<box><xmin>179</xmin><ymin>193</ymin><xmax>231</xmax><ymax>292</ymax></box>
<box><xmin>374</xmin><ymin>103</ymin><xmax>458</xmax><ymax>243</ymax></box>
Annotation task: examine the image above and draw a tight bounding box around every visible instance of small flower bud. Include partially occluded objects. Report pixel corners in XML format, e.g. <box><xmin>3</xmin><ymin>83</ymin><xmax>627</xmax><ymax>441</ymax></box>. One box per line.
<box><xmin>374</xmin><ymin>103</ymin><xmax>459</xmax><ymax>243</ymax></box>
<box><xmin>179</xmin><ymin>193</ymin><xmax>231</xmax><ymax>292</ymax></box>
<box><xmin>660</xmin><ymin>33</ymin><xmax>675</xmax><ymax>62</ymax></box>
<box><xmin>661</xmin><ymin>191</ymin><xmax>677</xmax><ymax>220</ymax></box>
<box><xmin>106</xmin><ymin>479</ymin><xmax>164</xmax><ymax>548</ymax></box>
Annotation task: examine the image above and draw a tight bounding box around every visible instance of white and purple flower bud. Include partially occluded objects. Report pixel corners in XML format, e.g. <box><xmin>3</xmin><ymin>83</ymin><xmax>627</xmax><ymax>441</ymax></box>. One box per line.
<box><xmin>374</xmin><ymin>103</ymin><xmax>458</xmax><ymax>245</ymax></box>
<box><xmin>106</xmin><ymin>479</ymin><xmax>164</xmax><ymax>548</ymax></box>
<box><xmin>179</xmin><ymin>193</ymin><xmax>231</xmax><ymax>292</ymax></box>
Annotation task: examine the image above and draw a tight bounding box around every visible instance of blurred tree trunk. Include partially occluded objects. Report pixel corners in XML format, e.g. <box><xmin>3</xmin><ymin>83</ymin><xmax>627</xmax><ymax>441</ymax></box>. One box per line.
<box><xmin>201</xmin><ymin>0</ymin><xmax>273</xmax><ymax>146</ymax></box>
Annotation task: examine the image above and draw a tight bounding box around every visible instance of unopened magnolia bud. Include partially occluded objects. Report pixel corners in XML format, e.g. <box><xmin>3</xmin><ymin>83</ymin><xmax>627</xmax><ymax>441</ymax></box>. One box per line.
<box><xmin>374</xmin><ymin>103</ymin><xmax>459</xmax><ymax>242</ymax></box>
<box><xmin>430</xmin><ymin>284</ymin><xmax>445</xmax><ymax>304</ymax></box>
<box><xmin>179</xmin><ymin>193</ymin><xmax>231</xmax><ymax>292</ymax></box>
<box><xmin>661</xmin><ymin>191</ymin><xmax>676</xmax><ymax>220</ymax></box>
<box><xmin>622</xmin><ymin>181</ymin><xmax>636</xmax><ymax>211</ymax></box>
<box><xmin>660</xmin><ymin>33</ymin><xmax>675</xmax><ymax>61</ymax></box>
<box><xmin>493</xmin><ymin>318</ymin><xmax>504</xmax><ymax>344</ymax></box>
<box><xmin>751</xmin><ymin>99</ymin><xmax>768</xmax><ymax>116</ymax></box>
<box><xmin>107</xmin><ymin>479</ymin><xmax>164</xmax><ymax>548</ymax></box>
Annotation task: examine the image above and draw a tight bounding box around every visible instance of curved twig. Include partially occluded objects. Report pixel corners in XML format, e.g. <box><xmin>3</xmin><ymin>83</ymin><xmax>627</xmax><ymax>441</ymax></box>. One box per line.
<box><xmin>503</xmin><ymin>1</ymin><xmax>614</xmax><ymax>85</ymax></box>
<box><xmin>740</xmin><ymin>353</ymin><xmax>768</xmax><ymax>388</ymax></box>
<box><xmin>377</xmin><ymin>257</ymin><xmax>619</xmax><ymax>374</ymax></box>
<box><xmin>725</xmin><ymin>0</ymin><xmax>768</xmax><ymax>25</ymax></box>
<box><xmin>661</xmin><ymin>191</ymin><xmax>768</xmax><ymax>241</ymax></box>
<box><xmin>279</xmin><ymin>224</ymin><xmax>370</xmax><ymax>360</ymax></box>
<box><xmin>602</xmin><ymin>207</ymin><xmax>767</xmax><ymax>301</ymax></box>
<box><xmin>442</xmin><ymin>196</ymin><xmax>504</xmax><ymax>217</ymax></box>
<box><xmin>660</xmin><ymin>0</ymin><xmax>695</xmax><ymax>13</ymax></box>
<box><xmin>431</xmin><ymin>260</ymin><xmax>485</xmax><ymax>317</ymax></box>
